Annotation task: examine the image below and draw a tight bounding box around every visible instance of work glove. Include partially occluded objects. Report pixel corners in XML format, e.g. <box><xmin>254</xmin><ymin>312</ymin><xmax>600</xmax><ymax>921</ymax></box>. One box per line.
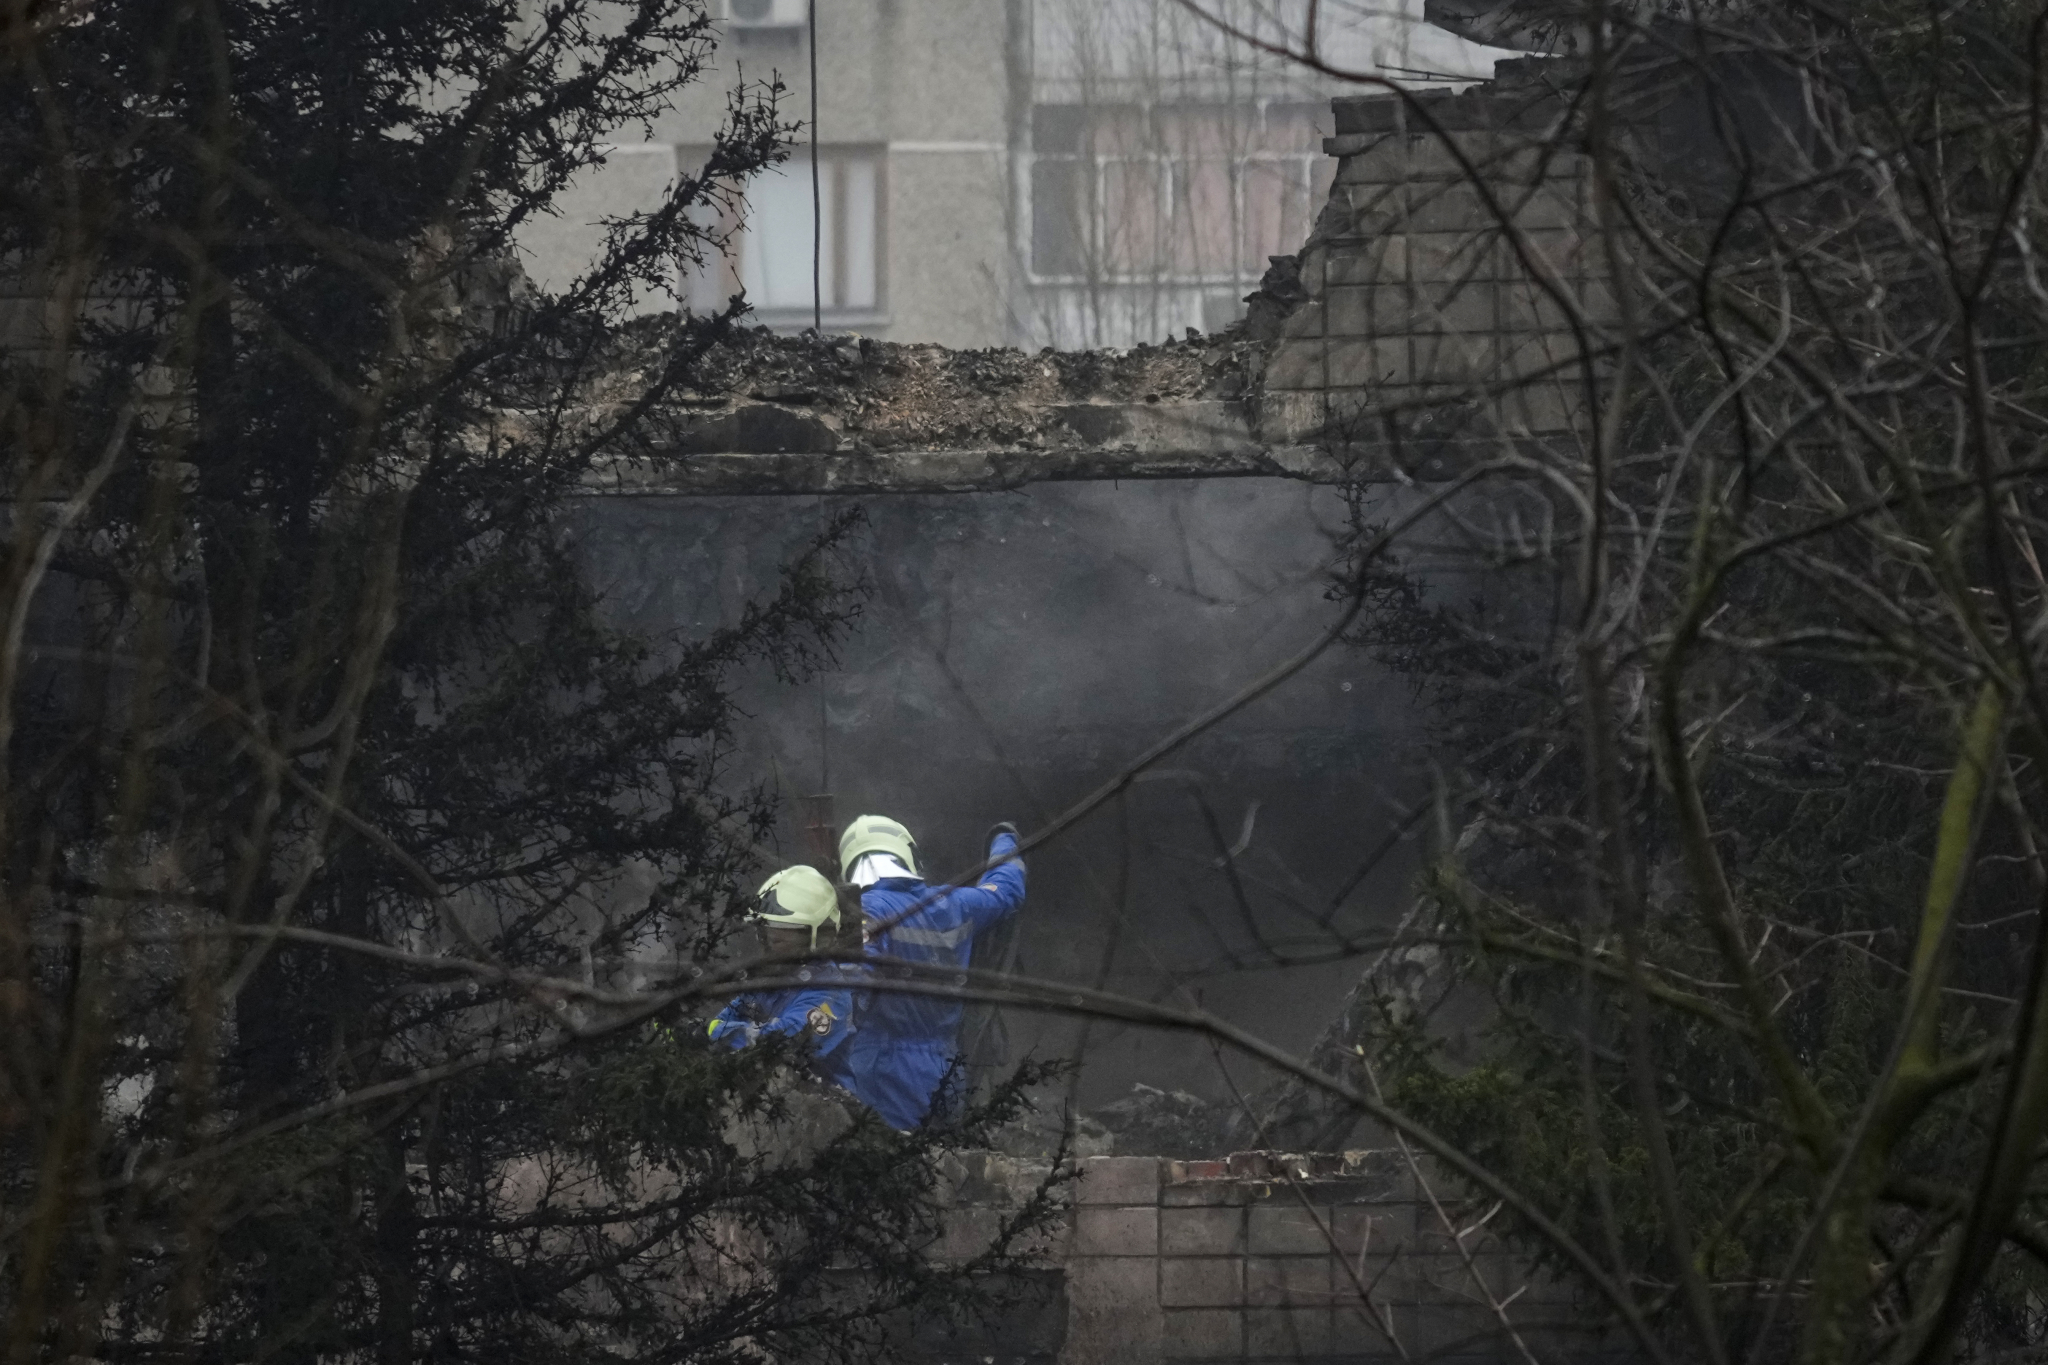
<box><xmin>985</xmin><ymin>821</ymin><xmax>1020</xmax><ymax>857</ymax></box>
<box><xmin>706</xmin><ymin>1018</ymin><xmax>759</xmax><ymax>1047</ymax></box>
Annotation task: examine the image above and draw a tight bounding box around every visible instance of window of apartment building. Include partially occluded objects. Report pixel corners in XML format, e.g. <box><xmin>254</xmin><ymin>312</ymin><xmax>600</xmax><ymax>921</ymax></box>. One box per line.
<box><xmin>717</xmin><ymin>0</ymin><xmax>808</xmax><ymax>50</ymax></box>
<box><xmin>1029</xmin><ymin>101</ymin><xmax>1333</xmax><ymax>282</ymax></box>
<box><xmin>682</xmin><ymin>149</ymin><xmax>884</xmax><ymax>323</ymax></box>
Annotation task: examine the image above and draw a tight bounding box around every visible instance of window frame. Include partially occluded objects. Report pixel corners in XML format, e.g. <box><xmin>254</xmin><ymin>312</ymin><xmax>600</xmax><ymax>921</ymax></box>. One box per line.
<box><xmin>1025</xmin><ymin>101</ymin><xmax>1332</xmax><ymax>288</ymax></box>
<box><xmin>681</xmin><ymin>144</ymin><xmax>890</xmax><ymax>329</ymax></box>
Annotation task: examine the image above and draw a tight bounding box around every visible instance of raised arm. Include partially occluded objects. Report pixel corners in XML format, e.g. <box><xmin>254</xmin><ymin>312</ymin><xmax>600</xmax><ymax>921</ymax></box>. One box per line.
<box><xmin>952</xmin><ymin>828</ymin><xmax>1026</xmax><ymax>932</ymax></box>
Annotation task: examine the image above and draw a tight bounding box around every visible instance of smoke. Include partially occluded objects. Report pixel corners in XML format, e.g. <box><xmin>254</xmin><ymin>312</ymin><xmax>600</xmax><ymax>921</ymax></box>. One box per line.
<box><xmin>572</xmin><ymin>476</ymin><xmax>1440</xmax><ymax>1110</ymax></box>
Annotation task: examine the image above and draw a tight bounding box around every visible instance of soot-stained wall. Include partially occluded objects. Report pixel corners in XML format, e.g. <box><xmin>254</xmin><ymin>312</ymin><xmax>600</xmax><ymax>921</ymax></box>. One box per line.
<box><xmin>571</xmin><ymin>478</ymin><xmax>1442</xmax><ymax>1110</ymax></box>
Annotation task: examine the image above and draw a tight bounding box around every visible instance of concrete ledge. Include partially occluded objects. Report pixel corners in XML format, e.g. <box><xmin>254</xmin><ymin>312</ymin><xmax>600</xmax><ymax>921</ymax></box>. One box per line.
<box><xmin>576</xmin><ymin>439</ymin><xmax>1366</xmax><ymax>494</ymax></box>
<box><xmin>1331</xmin><ymin>61</ymin><xmax>1579</xmax><ymax>137</ymax></box>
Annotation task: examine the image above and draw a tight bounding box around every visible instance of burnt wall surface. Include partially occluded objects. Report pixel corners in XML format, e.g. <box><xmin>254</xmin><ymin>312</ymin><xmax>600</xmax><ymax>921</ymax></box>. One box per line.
<box><xmin>570</xmin><ymin>479</ymin><xmax>1483</xmax><ymax>1111</ymax></box>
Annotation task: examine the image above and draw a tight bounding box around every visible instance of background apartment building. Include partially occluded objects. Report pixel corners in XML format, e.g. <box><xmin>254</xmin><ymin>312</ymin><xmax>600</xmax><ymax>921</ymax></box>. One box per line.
<box><xmin>519</xmin><ymin>0</ymin><xmax>1511</xmax><ymax>350</ymax></box>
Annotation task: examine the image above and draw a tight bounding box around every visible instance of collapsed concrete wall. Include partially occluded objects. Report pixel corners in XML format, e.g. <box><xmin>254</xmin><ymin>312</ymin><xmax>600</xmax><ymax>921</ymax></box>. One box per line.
<box><xmin>576</xmin><ymin>61</ymin><xmax>1607</xmax><ymax>498</ymax></box>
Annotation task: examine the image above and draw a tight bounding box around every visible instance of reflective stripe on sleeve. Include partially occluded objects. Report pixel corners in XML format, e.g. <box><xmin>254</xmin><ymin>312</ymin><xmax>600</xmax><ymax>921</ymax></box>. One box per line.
<box><xmin>890</xmin><ymin>923</ymin><xmax>973</xmax><ymax>950</ymax></box>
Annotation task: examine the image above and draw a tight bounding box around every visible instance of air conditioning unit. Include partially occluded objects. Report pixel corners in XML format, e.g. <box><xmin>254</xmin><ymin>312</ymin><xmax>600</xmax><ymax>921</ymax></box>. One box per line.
<box><xmin>727</xmin><ymin>0</ymin><xmax>806</xmax><ymax>25</ymax></box>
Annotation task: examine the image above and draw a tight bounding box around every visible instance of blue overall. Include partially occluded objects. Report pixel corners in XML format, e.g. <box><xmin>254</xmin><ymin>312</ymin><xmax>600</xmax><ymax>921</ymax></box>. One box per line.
<box><xmin>708</xmin><ymin>967</ymin><xmax>857</xmax><ymax>1091</ymax></box>
<box><xmin>845</xmin><ymin>834</ymin><xmax>1026</xmax><ymax>1129</ymax></box>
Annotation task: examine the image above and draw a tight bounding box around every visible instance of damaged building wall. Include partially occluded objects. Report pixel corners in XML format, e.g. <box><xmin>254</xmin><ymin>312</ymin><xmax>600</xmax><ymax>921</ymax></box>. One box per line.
<box><xmin>900</xmin><ymin>1152</ymin><xmax>1606</xmax><ymax>1365</ymax></box>
<box><xmin>570</xmin><ymin>47</ymin><xmax>1809</xmax><ymax>1122</ymax></box>
<box><xmin>1252</xmin><ymin>61</ymin><xmax>1606</xmax><ymax>464</ymax></box>
<box><xmin>566</xmin><ymin>65</ymin><xmax>1612</xmax><ymax>1112</ymax></box>
<box><xmin>568</xmin><ymin>77</ymin><xmax>1831</xmax><ymax>1364</ymax></box>
<box><xmin>576</xmin><ymin>59</ymin><xmax>1609</xmax><ymax>496</ymax></box>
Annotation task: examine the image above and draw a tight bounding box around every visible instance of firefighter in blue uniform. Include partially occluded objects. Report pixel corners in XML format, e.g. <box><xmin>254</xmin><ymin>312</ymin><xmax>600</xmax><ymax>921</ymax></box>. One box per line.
<box><xmin>839</xmin><ymin>814</ymin><xmax>1026</xmax><ymax>1130</ymax></box>
<box><xmin>707</xmin><ymin>864</ymin><xmax>857</xmax><ymax>1092</ymax></box>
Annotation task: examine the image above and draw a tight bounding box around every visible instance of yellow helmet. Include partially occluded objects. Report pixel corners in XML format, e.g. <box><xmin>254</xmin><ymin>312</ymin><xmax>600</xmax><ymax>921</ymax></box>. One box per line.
<box><xmin>752</xmin><ymin>865</ymin><xmax>841</xmax><ymax>948</ymax></box>
<box><xmin>838</xmin><ymin>814</ymin><xmax>919</xmax><ymax>879</ymax></box>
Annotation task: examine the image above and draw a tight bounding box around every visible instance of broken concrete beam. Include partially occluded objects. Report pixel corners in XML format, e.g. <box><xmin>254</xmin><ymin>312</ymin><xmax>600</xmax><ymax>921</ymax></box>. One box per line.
<box><xmin>576</xmin><ymin>398</ymin><xmax>1362</xmax><ymax>494</ymax></box>
<box><xmin>565</xmin><ymin>324</ymin><xmax>1362</xmax><ymax>494</ymax></box>
<box><xmin>579</xmin><ymin>445</ymin><xmax>1348</xmax><ymax>495</ymax></box>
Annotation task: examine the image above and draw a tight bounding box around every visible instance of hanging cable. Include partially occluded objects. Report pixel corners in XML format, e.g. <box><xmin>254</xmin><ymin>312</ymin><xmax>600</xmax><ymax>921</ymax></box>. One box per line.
<box><xmin>806</xmin><ymin>1</ymin><xmax>831</xmax><ymax>872</ymax></box>
<box><xmin>808</xmin><ymin>0</ymin><xmax>821</xmax><ymax>334</ymax></box>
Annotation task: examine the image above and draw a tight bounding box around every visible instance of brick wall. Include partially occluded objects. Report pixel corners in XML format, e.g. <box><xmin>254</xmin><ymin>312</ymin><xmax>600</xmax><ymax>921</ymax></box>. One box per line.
<box><xmin>1054</xmin><ymin>1152</ymin><xmax>1599</xmax><ymax>1365</ymax></box>
<box><xmin>1254</xmin><ymin>62</ymin><xmax>1614</xmax><ymax>475</ymax></box>
<box><xmin>920</xmin><ymin>1149</ymin><xmax>1614</xmax><ymax>1365</ymax></box>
